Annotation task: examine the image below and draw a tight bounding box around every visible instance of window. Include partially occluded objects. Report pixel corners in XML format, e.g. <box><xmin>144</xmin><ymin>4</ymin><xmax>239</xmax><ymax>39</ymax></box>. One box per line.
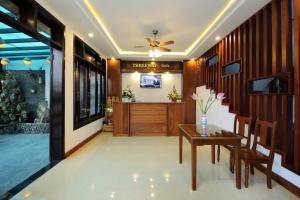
<box><xmin>249</xmin><ymin>73</ymin><xmax>291</xmax><ymax>95</ymax></box>
<box><xmin>90</xmin><ymin>70</ymin><xmax>96</xmax><ymax>116</ymax></box>
<box><xmin>206</xmin><ymin>54</ymin><xmax>218</xmax><ymax>66</ymax></box>
<box><xmin>74</xmin><ymin>36</ymin><xmax>106</xmax><ymax>129</ymax></box>
<box><xmin>222</xmin><ymin>60</ymin><xmax>241</xmax><ymax>76</ymax></box>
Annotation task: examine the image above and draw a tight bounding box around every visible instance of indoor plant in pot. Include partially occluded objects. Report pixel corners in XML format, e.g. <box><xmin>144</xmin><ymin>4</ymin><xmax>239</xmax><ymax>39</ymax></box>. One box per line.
<box><xmin>167</xmin><ymin>85</ymin><xmax>181</xmax><ymax>102</ymax></box>
<box><xmin>122</xmin><ymin>87</ymin><xmax>134</xmax><ymax>102</ymax></box>
<box><xmin>192</xmin><ymin>90</ymin><xmax>225</xmax><ymax>134</ymax></box>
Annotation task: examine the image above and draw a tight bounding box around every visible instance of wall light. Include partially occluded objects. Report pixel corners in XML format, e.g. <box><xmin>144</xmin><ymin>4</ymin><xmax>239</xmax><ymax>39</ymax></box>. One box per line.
<box><xmin>164</xmin><ymin>71</ymin><xmax>171</xmax><ymax>81</ymax></box>
<box><xmin>132</xmin><ymin>71</ymin><xmax>140</xmax><ymax>81</ymax></box>
<box><xmin>0</xmin><ymin>37</ymin><xmax>6</xmax><ymax>48</ymax></box>
<box><xmin>23</xmin><ymin>57</ymin><xmax>32</xmax><ymax>65</ymax></box>
<box><xmin>1</xmin><ymin>58</ymin><xmax>9</xmax><ymax>65</ymax></box>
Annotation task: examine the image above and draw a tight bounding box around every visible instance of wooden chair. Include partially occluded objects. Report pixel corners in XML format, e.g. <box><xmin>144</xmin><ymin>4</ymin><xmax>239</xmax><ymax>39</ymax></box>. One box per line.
<box><xmin>241</xmin><ymin>119</ymin><xmax>277</xmax><ymax>189</ymax></box>
<box><xmin>217</xmin><ymin>115</ymin><xmax>253</xmax><ymax>172</ymax></box>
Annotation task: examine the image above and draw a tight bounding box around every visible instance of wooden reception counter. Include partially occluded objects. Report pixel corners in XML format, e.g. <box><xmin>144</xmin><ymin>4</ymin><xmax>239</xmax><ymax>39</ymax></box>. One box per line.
<box><xmin>113</xmin><ymin>102</ymin><xmax>185</xmax><ymax>136</ymax></box>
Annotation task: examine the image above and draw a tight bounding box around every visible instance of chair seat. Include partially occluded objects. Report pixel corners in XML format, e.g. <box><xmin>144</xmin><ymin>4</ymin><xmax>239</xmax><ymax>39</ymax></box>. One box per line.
<box><xmin>223</xmin><ymin>143</ymin><xmax>247</xmax><ymax>151</ymax></box>
<box><xmin>241</xmin><ymin>149</ymin><xmax>269</xmax><ymax>162</ymax></box>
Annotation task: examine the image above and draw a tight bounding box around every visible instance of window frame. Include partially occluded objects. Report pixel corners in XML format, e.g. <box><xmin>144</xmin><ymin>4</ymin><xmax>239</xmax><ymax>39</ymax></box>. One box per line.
<box><xmin>73</xmin><ymin>36</ymin><xmax>106</xmax><ymax>130</ymax></box>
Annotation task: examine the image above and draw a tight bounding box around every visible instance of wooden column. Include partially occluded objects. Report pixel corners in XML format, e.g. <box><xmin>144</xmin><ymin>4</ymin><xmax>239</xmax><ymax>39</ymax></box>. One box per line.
<box><xmin>107</xmin><ymin>59</ymin><xmax>121</xmax><ymax>98</ymax></box>
<box><xmin>294</xmin><ymin>0</ymin><xmax>300</xmax><ymax>172</ymax></box>
<box><xmin>183</xmin><ymin>60</ymin><xmax>197</xmax><ymax>124</ymax></box>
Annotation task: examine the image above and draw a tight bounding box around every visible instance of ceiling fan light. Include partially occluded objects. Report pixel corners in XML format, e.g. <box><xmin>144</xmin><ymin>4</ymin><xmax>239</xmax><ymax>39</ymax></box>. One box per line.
<box><xmin>23</xmin><ymin>57</ymin><xmax>32</xmax><ymax>65</ymax></box>
<box><xmin>1</xmin><ymin>58</ymin><xmax>9</xmax><ymax>65</ymax></box>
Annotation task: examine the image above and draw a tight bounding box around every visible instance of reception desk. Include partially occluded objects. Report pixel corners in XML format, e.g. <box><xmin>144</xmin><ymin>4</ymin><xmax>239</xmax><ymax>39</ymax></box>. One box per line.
<box><xmin>113</xmin><ymin>102</ymin><xmax>185</xmax><ymax>136</ymax></box>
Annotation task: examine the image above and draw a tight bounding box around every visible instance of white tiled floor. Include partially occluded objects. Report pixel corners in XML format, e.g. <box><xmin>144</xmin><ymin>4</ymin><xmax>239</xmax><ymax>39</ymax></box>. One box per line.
<box><xmin>12</xmin><ymin>132</ymin><xmax>298</xmax><ymax>200</ymax></box>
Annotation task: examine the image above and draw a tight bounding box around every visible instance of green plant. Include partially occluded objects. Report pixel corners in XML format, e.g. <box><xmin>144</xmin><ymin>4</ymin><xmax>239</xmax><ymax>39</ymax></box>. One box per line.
<box><xmin>0</xmin><ymin>72</ymin><xmax>27</xmax><ymax>123</ymax></box>
<box><xmin>167</xmin><ymin>85</ymin><xmax>181</xmax><ymax>101</ymax></box>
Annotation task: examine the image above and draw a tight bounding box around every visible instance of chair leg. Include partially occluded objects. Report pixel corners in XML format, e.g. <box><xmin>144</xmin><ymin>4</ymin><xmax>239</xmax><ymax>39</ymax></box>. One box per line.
<box><xmin>217</xmin><ymin>145</ymin><xmax>220</xmax><ymax>162</ymax></box>
<box><xmin>230</xmin><ymin>151</ymin><xmax>234</xmax><ymax>173</ymax></box>
<box><xmin>245</xmin><ymin>161</ymin><xmax>249</xmax><ymax>188</ymax></box>
<box><xmin>266</xmin><ymin>165</ymin><xmax>272</xmax><ymax>189</ymax></box>
<box><xmin>250</xmin><ymin>164</ymin><xmax>254</xmax><ymax>175</ymax></box>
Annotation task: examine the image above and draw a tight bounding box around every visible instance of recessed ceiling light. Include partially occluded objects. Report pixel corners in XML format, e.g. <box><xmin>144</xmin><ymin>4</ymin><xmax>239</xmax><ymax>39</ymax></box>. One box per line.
<box><xmin>215</xmin><ymin>36</ymin><xmax>221</xmax><ymax>41</ymax></box>
<box><xmin>88</xmin><ymin>33</ymin><xmax>94</xmax><ymax>38</ymax></box>
<box><xmin>191</xmin><ymin>58</ymin><xmax>195</xmax><ymax>61</ymax></box>
<box><xmin>151</xmin><ymin>58</ymin><xmax>155</xmax><ymax>61</ymax></box>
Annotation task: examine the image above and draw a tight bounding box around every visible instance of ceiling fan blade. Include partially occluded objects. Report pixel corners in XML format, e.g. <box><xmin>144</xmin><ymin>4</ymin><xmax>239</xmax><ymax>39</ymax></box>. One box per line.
<box><xmin>146</xmin><ymin>38</ymin><xmax>152</xmax><ymax>43</ymax></box>
<box><xmin>134</xmin><ymin>45</ymin><xmax>146</xmax><ymax>48</ymax></box>
<box><xmin>159</xmin><ymin>41</ymin><xmax>175</xmax><ymax>46</ymax></box>
<box><xmin>159</xmin><ymin>47</ymin><xmax>171</xmax><ymax>52</ymax></box>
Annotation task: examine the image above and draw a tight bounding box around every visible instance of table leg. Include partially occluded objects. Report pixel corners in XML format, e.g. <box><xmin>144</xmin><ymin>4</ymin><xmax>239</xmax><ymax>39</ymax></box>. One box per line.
<box><xmin>179</xmin><ymin>132</ymin><xmax>183</xmax><ymax>164</ymax></box>
<box><xmin>235</xmin><ymin>144</ymin><xmax>241</xmax><ymax>189</ymax></box>
<box><xmin>211</xmin><ymin>145</ymin><xmax>215</xmax><ymax>164</ymax></box>
<box><xmin>191</xmin><ymin>143</ymin><xmax>197</xmax><ymax>190</ymax></box>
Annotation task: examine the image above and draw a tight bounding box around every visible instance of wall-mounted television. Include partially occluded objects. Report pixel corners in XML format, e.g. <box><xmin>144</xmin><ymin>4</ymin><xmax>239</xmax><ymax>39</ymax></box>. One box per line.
<box><xmin>140</xmin><ymin>74</ymin><xmax>161</xmax><ymax>88</ymax></box>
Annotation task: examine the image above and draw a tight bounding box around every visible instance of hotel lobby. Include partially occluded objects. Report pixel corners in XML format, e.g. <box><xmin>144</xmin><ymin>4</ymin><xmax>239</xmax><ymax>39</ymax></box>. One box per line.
<box><xmin>0</xmin><ymin>0</ymin><xmax>299</xmax><ymax>199</ymax></box>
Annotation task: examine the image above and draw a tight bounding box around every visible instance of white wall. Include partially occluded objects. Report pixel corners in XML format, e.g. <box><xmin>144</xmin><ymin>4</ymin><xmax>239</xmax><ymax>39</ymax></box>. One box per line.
<box><xmin>196</xmin><ymin>86</ymin><xmax>300</xmax><ymax>188</ymax></box>
<box><xmin>122</xmin><ymin>73</ymin><xmax>182</xmax><ymax>102</ymax></box>
<box><xmin>35</xmin><ymin>0</ymin><xmax>105</xmax><ymax>154</ymax></box>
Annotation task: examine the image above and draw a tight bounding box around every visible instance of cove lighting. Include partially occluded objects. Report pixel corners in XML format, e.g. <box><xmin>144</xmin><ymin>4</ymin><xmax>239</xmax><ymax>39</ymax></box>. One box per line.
<box><xmin>83</xmin><ymin>0</ymin><xmax>237</xmax><ymax>57</ymax></box>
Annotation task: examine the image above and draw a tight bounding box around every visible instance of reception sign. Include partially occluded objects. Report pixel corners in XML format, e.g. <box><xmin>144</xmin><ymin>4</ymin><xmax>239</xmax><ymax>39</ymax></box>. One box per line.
<box><xmin>121</xmin><ymin>61</ymin><xmax>183</xmax><ymax>73</ymax></box>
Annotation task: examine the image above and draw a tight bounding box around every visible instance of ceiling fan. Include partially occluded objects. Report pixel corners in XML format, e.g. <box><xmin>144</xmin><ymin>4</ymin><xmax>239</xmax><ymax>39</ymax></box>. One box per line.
<box><xmin>134</xmin><ymin>30</ymin><xmax>175</xmax><ymax>55</ymax></box>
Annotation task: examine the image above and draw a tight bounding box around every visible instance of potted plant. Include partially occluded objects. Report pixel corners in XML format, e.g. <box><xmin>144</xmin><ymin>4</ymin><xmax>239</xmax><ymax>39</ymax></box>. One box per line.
<box><xmin>192</xmin><ymin>91</ymin><xmax>225</xmax><ymax>133</ymax></box>
<box><xmin>122</xmin><ymin>87</ymin><xmax>134</xmax><ymax>102</ymax></box>
<box><xmin>168</xmin><ymin>85</ymin><xmax>181</xmax><ymax>102</ymax></box>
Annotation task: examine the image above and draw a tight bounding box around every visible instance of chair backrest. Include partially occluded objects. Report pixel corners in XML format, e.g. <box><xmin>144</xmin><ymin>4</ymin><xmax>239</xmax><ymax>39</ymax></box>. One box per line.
<box><xmin>252</xmin><ymin>119</ymin><xmax>277</xmax><ymax>159</ymax></box>
<box><xmin>233</xmin><ymin>115</ymin><xmax>253</xmax><ymax>148</ymax></box>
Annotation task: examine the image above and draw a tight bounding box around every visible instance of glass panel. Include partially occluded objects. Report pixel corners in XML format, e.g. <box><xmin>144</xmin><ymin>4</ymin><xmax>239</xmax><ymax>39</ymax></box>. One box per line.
<box><xmin>250</xmin><ymin>75</ymin><xmax>289</xmax><ymax>94</ymax></box>
<box><xmin>0</xmin><ymin>1</ymin><xmax>19</xmax><ymax>20</ymax></box>
<box><xmin>79</xmin><ymin>65</ymin><xmax>88</xmax><ymax>119</ymax></box>
<box><xmin>223</xmin><ymin>62</ymin><xmax>241</xmax><ymax>76</ymax></box>
<box><xmin>90</xmin><ymin>70</ymin><xmax>96</xmax><ymax>116</ymax></box>
<box><xmin>207</xmin><ymin>55</ymin><xmax>218</xmax><ymax>66</ymax></box>
<box><xmin>97</xmin><ymin>73</ymin><xmax>101</xmax><ymax>114</ymax></box>
<box><xmin>101</xmin><ymin>74</ymin><xmax>105</xmax><ymax>114</ymax></box>
<box><xmin>37</xmin><ymin>20</ymin><xmax>51</xmax><ymax>39</ymax></box>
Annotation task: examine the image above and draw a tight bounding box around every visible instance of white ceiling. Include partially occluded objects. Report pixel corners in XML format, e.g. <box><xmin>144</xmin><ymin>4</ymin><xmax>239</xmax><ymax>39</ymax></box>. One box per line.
<box><xmin>36</xmin><ymin>0</ymin><xmax>270</xmax><ymax>61</ymax></box>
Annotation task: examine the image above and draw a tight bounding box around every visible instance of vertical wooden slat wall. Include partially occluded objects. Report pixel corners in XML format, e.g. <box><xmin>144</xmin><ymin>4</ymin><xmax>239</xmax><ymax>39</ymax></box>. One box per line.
<box><xmin>196</xmin><ymin>0</ymin><xmax>299</xmax><ymax>174</ymax></box>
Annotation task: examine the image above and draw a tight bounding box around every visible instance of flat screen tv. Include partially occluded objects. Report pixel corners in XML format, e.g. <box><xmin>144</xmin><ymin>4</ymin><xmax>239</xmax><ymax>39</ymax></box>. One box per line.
<box><xmin>140</xmin><ymin>74</ymin><xmax>161</xmax><ymax>88</ymax></box>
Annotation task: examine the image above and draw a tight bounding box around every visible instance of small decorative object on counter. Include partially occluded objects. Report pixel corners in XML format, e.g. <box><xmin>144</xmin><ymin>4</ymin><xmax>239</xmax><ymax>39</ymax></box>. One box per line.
<box><xmin>192</xmin><ymin>91</ymin><xmax>225</xmax><ymax>135</ymax></box>
<box><xmin>167</xmin><ymin>85</ymin><xmax>182</xmax><ymax>102</ymax></box>
<box><xmin>122</xmin><ymin>86</ymin><xmax>134</xmax><ymax>102</ymax></box>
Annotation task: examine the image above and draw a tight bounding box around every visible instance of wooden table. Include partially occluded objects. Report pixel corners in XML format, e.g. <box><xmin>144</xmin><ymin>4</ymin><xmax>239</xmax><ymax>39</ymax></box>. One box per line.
<box><xmin>178</xmin><ymin>124</ymin><xmax>242</xmax><ymax>190</ymax></box>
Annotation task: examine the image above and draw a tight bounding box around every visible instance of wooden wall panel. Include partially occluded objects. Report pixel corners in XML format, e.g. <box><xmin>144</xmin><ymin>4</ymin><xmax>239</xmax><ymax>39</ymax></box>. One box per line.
<box><xmin>183</xmin><ymin>60</ymin><xmax>197</xmax><ymax>123</ymax></box>
<box><xmin>197</xmin><ymin>0</ymin><xmax>299</xmax><ymax>174</ymax></box>
<box><xmin>113</xmin><ymin>102</ymin><xmax>129</xmax><ymax>136</ymax></box>
<box><xmin>107</xmin><ymin>59</ymin><xmax>121</xmax><ymax>98</ymax></box>
<box><xmin>294</xmin><ymin>0</ymin><xmax>300</xmax><ymax>172</ymax></box>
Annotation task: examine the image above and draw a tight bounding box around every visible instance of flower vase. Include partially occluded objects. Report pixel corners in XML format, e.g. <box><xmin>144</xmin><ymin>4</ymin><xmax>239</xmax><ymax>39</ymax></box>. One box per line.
<box><xmin>201</xmin><ymin>115</ymin><xmax>207</xmax><ymax>135</ymax></box>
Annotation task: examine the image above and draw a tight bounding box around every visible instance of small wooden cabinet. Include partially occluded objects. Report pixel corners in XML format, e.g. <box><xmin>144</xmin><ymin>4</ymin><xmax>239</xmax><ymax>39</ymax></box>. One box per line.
<box><xmin>113</xmin><ymin>102</ymin><xmax>185</xmax><ymax>136</ymax></box>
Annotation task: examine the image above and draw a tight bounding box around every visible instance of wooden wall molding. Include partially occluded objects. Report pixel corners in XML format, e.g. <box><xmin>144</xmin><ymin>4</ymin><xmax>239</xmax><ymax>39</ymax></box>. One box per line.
<box><xmin>65</xmin><ymin>129</ymin><xmax>102</xmax><ymax>158</ymax></box>
<box><xmin>120</xmin><ymin>61</ymin><xmax>183</xmax><ymax>73</ymax></box>
<box><xmin>197</xmin><ymin>0</ymin><xmax>299</xmax><ymax>174</ymax></box>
